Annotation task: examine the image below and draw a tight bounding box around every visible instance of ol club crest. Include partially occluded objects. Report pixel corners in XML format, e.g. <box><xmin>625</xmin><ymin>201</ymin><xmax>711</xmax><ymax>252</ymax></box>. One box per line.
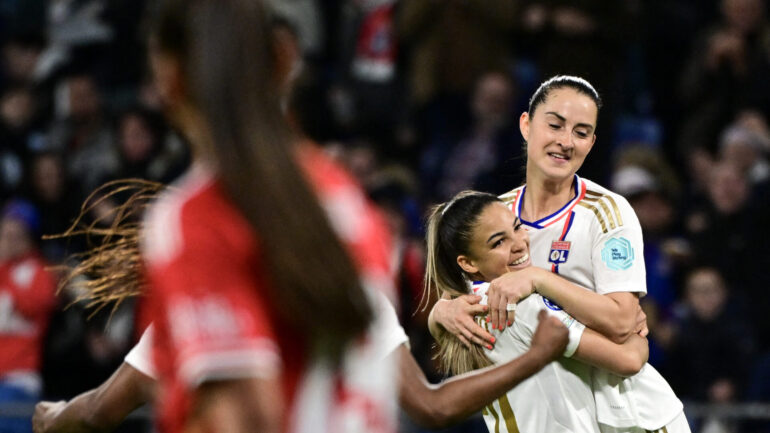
<box><xmin>549</xmin><ymin>240</ymin><xmax>571</xmax><ymax>265</ymax></box>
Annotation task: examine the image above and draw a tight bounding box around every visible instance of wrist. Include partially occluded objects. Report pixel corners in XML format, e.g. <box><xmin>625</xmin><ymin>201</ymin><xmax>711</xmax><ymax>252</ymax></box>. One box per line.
<box><xmin>529</xmin><ymin>267</ymin><xmax>547</xmax><ymax>294</ymax></box>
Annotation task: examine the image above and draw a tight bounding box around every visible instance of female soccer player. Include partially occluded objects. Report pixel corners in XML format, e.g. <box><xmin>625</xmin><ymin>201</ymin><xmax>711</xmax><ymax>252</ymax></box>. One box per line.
<box><xmin>426</xmin><ymin>190</ymin><xmax>688</xmax><ymax>433</ymax></box>
<box><xmin>140</xmin><ymin>0</ymin><xmax>404</xmax><ymax>431</ymax></box>
<box><xmin>431</xmin><ymin>76</ymin><xmax>690</xmax><ymax>432</ymax></box>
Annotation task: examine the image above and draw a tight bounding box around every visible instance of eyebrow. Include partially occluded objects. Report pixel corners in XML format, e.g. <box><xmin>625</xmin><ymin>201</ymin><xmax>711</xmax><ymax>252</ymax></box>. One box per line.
<box><xmin>545</xmin><ymin>111</ymin><xmax>594</xmax><ymax>131</ymax></box>
<box><xmin>486</xmin><ymin>231</ymin><xmax>505</xmax><ymax>244</ymax></box>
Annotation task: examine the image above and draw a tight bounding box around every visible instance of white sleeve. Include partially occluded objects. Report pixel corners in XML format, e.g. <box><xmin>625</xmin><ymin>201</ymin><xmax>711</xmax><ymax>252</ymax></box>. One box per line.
<box><xmin>124</xmin><ymin>325</ymin><xmax>157</xmax><ymax>379</ymax></box>
<box><xmin>374</xmin><ymin>292</ymin><xmax>409</xmax><ymax>358</ymax></box>
<box><xmin>513</xmin><ymin>295</ymin><xmax>585</xmax><ymax>358</ymax></box>
<box><xmin>591</xmin><ymin>195</ymin><xmax>647</xmax><ymax>296</ymax></box>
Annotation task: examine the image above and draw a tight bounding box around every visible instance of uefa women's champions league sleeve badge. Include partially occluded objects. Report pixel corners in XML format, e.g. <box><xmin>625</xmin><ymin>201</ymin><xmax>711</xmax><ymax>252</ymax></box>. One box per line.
<box><xmin>601</xmin><ymin>237</ymin><xmax>634</xmax><ymax>270</ymax></box>
<box><xmin>548</xmin><ymin>241</ymin><xmax>571</xmax><ymax>264</ymax></box>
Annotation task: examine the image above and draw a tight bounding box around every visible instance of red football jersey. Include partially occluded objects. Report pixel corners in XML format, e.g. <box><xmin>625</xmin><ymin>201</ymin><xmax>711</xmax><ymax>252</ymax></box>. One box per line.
<box><xmin>141</xmin><ymin>144</ymin><xmax>398</xmax><ymax>433</ymax></box>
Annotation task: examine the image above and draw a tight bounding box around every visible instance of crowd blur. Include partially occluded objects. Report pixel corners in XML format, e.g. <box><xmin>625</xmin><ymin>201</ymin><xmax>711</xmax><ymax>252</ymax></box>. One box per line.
<box><xmin>0</xmin><ymin>1</ymin><xmax>768</xmax><ymax>433</ymax></box>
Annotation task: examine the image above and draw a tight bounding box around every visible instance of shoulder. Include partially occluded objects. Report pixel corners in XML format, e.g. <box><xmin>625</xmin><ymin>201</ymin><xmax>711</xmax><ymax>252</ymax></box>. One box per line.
<box><xmin>499</xmin><ymin>185</ymin><xmax>524</xmax><ymax>209</ymax></box>
<box><xmin>575</xmin><ymin>177</ymin><xmax>639</xmax><ymax>235</ymax></box>
<box><xmin>141</xmin><ymin>165</ymin><xmax>231</xmax><ymax>267</ymax></box>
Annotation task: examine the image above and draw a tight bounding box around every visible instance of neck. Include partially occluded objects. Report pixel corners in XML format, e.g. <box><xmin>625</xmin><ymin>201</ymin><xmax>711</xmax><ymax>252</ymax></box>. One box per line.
<box><xmin>522</xmin><ymin>171</ymin><xmax>576</xmax><ymax>221</ymax></box>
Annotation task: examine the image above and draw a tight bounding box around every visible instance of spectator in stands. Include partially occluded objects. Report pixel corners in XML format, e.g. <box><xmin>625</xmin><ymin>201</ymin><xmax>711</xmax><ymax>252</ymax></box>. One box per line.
<box><xmin>677</xmin><ymin>0</ymin><xmax>770</xmax><ymax>163</ymax></box>
<box><xmin>424</xmin><ymin>70</ymin><xmax>522</xmax><ymax>202</ymax></box>
<box><xmin>686</xmin><ymin>161</ymin><xmax>770</xmax><ymax>348</ymax></box>
<box><xmin>397</xmin><ymin>0</ymin><xmax>518</xmax><ymax>149</ymax></box>
<box><xmin>667</xmin><ymin>268</ymin><xmax>755</xmax><ymax>404</ymax></box>
<box><xmin>0</xmin><ymin>199</ymin><xmax>57</xmax><ymax>433</ymax></box>
<box><xmin>47</xmin><ymin>73</ymin><xmax>117</xmax><ymax>194</ymax></box>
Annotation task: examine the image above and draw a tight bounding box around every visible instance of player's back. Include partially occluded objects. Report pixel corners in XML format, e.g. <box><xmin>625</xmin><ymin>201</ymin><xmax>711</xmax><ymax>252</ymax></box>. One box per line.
<box><xmin>142</xmin><ymin>144</ymin><xmax>399</xmax><ymax>433</ymax></box>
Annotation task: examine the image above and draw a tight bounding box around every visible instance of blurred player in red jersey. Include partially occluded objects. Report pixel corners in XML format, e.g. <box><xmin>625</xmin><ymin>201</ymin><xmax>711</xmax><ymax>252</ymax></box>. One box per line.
<box><xmin>0</xmin><ymin>200</ymin><xmax>57</xmax><ymax>433</ymax></box>
<box><xmin>136</xmin><ymin>0</ymin><xmax>409</xmax><ymax>432</ymax></box>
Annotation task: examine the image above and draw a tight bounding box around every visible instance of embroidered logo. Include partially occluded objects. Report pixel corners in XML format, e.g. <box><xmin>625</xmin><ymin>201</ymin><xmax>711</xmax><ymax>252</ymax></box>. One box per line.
<box><xmin>548</xmin><ymin>241</ymin><xmax>571</xmax><ymax>265</ymax></box>
<box><xmin>601</xmin><ymin>237</ymin><xmax>634</xmax><ymax>270</ymax></box>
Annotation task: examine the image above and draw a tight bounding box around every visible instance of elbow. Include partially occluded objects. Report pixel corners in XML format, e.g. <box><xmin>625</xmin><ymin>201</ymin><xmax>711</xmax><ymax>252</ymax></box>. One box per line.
<box><xmin>615</xmin><ymin>354</ymin><xmax>645</xmax><ymax>377</ymax></box>
<box><xmin>408</xmin><ymin>395</ymin><xmax>457</xmax><ymax>429</ymax></box>
<box><xmin>608</xmin><ymin>321</ymin><xmax>636</xmax><ymax>345</ymax></box>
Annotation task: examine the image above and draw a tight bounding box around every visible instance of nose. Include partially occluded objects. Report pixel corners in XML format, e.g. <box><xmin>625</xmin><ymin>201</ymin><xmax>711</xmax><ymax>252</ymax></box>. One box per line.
<box><xmin>557</xmin><ymin>129</ymin><xmax>574</xmax><ymax>150</ymax></box>
<box><xmin>511</xmin><ymin>228</ymin><xmax>530</xmax><ymax>252</ymax></box>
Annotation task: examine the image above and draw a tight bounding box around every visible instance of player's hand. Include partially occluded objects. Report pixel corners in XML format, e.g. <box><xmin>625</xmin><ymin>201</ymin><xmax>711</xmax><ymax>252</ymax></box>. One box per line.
<box><xmin>32</xmin><ymin>400</ymin><xmax>65</xmax><ymax>433</ymax></box>
<box><xmin>634</xmin><ymin>304</ymin><xmax>649</xmax><ymax>338</ymax></box>
<box><xmin>433</xmin><ymin>295</ymin><xmax>494</xmax><ymax>349</ymax></box>
<box><xmin>529</xmin><ymin>310</ymin><xmax>568</xmax><ymax>363</ymax></box>
<box><xmin>487</xmin><ymin>268</ymin><xmax>537</xmax><ymax>331</ymax></box>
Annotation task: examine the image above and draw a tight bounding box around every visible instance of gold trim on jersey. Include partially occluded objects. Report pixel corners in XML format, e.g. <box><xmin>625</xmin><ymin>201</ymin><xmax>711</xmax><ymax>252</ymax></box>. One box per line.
<box><xmin>498</xmin><ymin>394</ymin><xmax>521</xmax><ymax>433</ymax></box>
<box><xmin>578</xmin><ymin>201</ymin><xmax>608</xmax><ymax>233</ymax></box>
<box><xmin>579</xmin><ymin>190</ymin><xmax>625</xmax><ymax>233</ymax></box>
<box><xmin>500</xmin><ymin>188</ymin><xmax>521</xmax><ymax>208</ymax></box>
<box><xmin>483</xmin><ymin>403</ymin><xmax>502</xmax><ymax>433</ymax></box>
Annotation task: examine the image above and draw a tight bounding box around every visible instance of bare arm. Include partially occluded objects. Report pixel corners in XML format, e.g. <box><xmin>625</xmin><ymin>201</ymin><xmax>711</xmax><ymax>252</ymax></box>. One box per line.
<box><xmin>573</xmin><ymin>329</ymin><xmax>648</xmax><ymax>377</ymax></box>
<box><xmin>399</xmin><ymin>310</ymin><xmax>567</xmax><ymax>428</ymax></box>
<box><xmin>33</xmin><ymin>362</ymin><xmax>155</xmax><ymax>433</ymax></box>
<box><xmin>531</xmin><ymin>268</ymin><xmax>642</xmax><ymax>344</ymax></box>
<box><xmin>487</xmin><ymin>268</ymin><xmax>643</xmax><ymax>344</ymax></box>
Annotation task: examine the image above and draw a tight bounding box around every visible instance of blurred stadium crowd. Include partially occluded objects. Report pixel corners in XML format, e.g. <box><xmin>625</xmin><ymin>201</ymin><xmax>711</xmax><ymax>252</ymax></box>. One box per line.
<box><xmin>0</xmin><ymin>0</ymin><xmax>769</xmax><ymax>432</ymax></box>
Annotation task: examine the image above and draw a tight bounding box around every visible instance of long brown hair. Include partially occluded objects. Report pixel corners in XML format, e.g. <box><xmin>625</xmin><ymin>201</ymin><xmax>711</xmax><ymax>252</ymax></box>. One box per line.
<box><xmin>152</xmin><ymin>0</ymin><xmax>371</xmax><ymax>360</ymax></box>
<box><xmin>424</xmin><ymin>191</ymin><xmax>500</xmax><ymax>375</ymax></box>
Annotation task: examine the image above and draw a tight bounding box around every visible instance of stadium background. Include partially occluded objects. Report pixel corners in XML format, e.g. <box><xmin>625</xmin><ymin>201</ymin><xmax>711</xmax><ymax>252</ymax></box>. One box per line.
<box><xmin>0</xmin><ymin>0</ymin><xmax>769</xmax><ymax>432</ymax></box>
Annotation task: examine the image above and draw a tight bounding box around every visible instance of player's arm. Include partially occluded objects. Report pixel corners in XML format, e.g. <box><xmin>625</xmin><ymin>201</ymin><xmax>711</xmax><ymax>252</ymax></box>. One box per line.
<box><xmin>486</xmin><ymin>267</ymin><xmax>643</xmax><ymax>344</ymax></box>
<box><xmin>531</xmin><ymin>269</ymin><xmax>642</xmax><ymax>344</ymax></box>
<box><xmin>398</xmin><ymin>310</ymin><xmax>567</xmax><ymax>428</ymax></box>
<box><xmin>572</xmin><ymin>328</ymin><xmax>648</xmax><ymax>377</ymax></box>
<box><xmin>33</xmin><ymin>362</ymin><xmax>155</xmax><ymax>433</ymax></box>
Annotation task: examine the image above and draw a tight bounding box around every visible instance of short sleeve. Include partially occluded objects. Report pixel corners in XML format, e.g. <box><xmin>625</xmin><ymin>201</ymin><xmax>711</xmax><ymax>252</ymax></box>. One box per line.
<box><xmin>143</xmin><ymin>194</ymin><xmax>281</xmax><ymax>387</ymax></box>
<box><xmin>591</xmin><ymin>196</ymin><xmax>647</xmax><ymax>296</ymax></box>
<box><xmin>373</xmin><ymin>292</ymin><xmax>409</xmax><ymax>356</ymax></box>
<box><xmin>125</xmin><ymin>325</ymin><xmax>157</xmax><ymax>379</ymax></box>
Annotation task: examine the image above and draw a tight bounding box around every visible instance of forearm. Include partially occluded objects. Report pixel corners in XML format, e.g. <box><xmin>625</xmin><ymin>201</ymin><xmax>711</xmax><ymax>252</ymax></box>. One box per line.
<box><xmin>399</xmin><ymin>345</ymin><xmax>547</xmax><ymax>428</ymax></box>
<box><xmin>36</xmin><ymin>391</ymin><xmax>102</xmax><ymax>433</ymax></box>
<box><xmin>533</xmin><ymin>269</ymin><xmax>638</xmax><ymax>343</ymax></box>
<box><xmin>573</xmin><ymin>329</ymin><xmax>648</xmax><ymax>377</ymax></box>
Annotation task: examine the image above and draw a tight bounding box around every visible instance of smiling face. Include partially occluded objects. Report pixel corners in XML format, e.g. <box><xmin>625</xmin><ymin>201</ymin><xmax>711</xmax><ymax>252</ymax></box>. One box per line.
<box><xmin>457</xmin><ymin>202</ymin><xmax>531</xmax><ymax>281</ymax></box>
<box><xmin>521</xmin><ymin>87</ymin><xmax>598</xmax><ymax>185</ymax></box>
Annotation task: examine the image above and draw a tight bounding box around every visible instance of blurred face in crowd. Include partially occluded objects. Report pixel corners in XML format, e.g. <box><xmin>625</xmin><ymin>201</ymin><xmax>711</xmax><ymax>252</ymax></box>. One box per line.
<box><xmin>629</xmin><ymin>191</ymin><xmax>674</xmax><ymax>234</ymax></box>
<box><xmin>472</xmin><ymin>72</ymin><xmax>513</xmax><ymax>129</ymax></box>
<box><xmin>0</xmin><ymin>217</ymin><xmax>33</xmax><ymax>261</ymax></box>
<box><xmin>708</xmin><ymin>163</ymin><xmax>749</xmax><ymax>215</ymax></box>
<box><xmin>457</xmin><ymin>202</ymin><xmax>531</xmax><ymax>282</ymax></box>
<box><xmin>120</xmin><ymin>114</ymin><xmax>155</xmax><ymax>163</ymax></box>
<box><xmin>686</xmin><ymin>268</ymin><xmax>727</xmax><ymax>321</ymax></box>
<box><xmin>66</xmin><ymin>76</ymin><xmax>101</xmax><ymax>122</ymax></box>
<box><xmin>520</xmin><ymin>87</ymin><xmax>597</xmax><ymax>185</ymax></box>
<box><xmin>0</xmin><ymin>88</ymin><xmax>35</xmax><ymax>130</ymax></box>
<box><xmin>32</xmin><ymin>154</ymin><xmax>65</xmax><ymax>203</ymax></box>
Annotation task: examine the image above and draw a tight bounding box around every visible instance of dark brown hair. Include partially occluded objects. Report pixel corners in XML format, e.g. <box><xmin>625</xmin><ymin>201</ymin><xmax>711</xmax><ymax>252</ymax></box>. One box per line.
<box><xmin>152</xmin><ymin>0</ymin><xmax>371</xmax><ymax>359</ymax></box>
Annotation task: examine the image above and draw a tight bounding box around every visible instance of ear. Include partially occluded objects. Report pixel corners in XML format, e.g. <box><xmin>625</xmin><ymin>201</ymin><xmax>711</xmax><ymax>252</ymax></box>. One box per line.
<box><xmin>457</xmin><ymin>255</ymin><xmax>478</xmax><ymax>275</ymax></box>
<box><xmin>519</xmin><ymin>112</ymin><xmax>530</xmax><ymax>141</ymax></box>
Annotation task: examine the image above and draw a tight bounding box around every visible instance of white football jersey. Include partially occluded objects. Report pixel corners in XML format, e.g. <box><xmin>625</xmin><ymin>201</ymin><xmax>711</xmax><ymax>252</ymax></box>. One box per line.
<box><xmin>471</xmin><ymin>282</ymin><xmax>599</xmax><ymax>433</ymax></box>
<box><xmin>499</xmin><ymin>175</ymin><xmax>683</xmax><ymax>430</ymax></box>
<box><xmin>501</xmin><ymin>175</ymin><xmax>646</xmax><ymax>296</ymax></box>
